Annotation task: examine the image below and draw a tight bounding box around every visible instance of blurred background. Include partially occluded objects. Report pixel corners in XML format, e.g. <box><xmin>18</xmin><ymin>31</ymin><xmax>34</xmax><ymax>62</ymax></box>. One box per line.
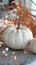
<box><xmin>0</xmin><ymin>0</ymin><xmax>36</xmax><ymax>16</ymax></box>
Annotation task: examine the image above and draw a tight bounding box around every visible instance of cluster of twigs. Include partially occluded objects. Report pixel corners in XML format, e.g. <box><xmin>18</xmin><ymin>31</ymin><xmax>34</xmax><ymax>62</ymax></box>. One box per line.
<box><xmin>14</xmin><ymin>7</ymin><xmax>36</xmax><ymax>37</ymax></box>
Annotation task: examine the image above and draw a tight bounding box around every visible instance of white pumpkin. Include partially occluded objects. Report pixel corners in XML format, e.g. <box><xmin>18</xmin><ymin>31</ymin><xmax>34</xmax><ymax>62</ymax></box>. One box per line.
<box><xmin>29</xmin><ymin>38</ymin><xmax>36</xmax><ymax>53</ymax></box>
<box><xmin>2</xmin><ymin>22</ymin><xmax>33</xmax><ymax>49</ymax></box>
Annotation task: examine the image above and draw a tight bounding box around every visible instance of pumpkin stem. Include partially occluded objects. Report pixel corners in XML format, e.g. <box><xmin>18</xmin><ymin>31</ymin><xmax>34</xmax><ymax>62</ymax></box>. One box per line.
<box><xmin>17</xmin><ymin>21</ymin><xmax>21</xmax><ymax>29</ymax></box>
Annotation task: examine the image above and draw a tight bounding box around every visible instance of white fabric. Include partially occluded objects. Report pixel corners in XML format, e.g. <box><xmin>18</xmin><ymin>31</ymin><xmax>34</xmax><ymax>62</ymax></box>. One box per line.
<box><xmin>3</xmin><ymin>0</ymin><xmax>9</xmax><ymax>5</ymax></box>
<box><xmin>27</xmin><ymin>61</ymin><xmax>36</xmax><ymax>65</ymax></box>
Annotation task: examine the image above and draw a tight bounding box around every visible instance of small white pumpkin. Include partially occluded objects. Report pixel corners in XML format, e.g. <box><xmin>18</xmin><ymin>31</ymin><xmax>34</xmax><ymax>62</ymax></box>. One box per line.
<box><xmin>29</xmin><ymin>38</ymin><xmax>36</xmax><ymax>53</ymax></box>
<box><xmin>3</xmin><ymin>21</ymin><xmax>33</xmax><ymax>49</ymax></box>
